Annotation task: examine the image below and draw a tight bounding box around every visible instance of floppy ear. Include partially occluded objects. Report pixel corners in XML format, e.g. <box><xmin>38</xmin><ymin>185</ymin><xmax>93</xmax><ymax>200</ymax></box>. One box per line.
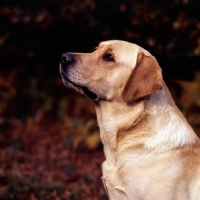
<box><xmin>122</xmin><ymin>52</ymin><xmax>163</xmax><ymax>103</ymax></box>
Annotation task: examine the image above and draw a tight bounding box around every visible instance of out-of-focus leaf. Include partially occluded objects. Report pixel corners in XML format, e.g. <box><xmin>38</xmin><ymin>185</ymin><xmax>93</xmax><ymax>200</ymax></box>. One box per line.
<box><xmin>175</xmin><ymin>80</ymin><xmax>199</xmax><ymax>110</ymax></box>
<box><xmin>0</xmin><ymin>34</ymin><xmax>9</xmax><ymax>46</ymax></box>
<box><xmin>73</xmin><ymin>119</ymin><xmax>100</xmax><ymax>149</ymax></box>
<box><xmin>85</xmin><ymin>131</ymin><xmax>101</xmax><ymax>150</ymax></box>
<box><xmin>174</xmin><ymin>71</ymin><xmax>200</xmax><ymax>125</ymax></box>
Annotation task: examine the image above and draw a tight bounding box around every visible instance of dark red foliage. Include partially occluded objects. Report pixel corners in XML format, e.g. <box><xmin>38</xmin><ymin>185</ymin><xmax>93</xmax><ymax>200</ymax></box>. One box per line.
<box><xmin>0</xmin><ymin>117</ymin><xmax>108</xmax><ymax>199</ymax></box>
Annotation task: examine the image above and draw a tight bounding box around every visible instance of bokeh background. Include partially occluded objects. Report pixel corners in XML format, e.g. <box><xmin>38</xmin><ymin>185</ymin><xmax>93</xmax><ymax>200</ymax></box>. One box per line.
<box><xmin>0</xmin><ymin>0</ymin><xmax>200</xmax><ymax>199</ymax></box>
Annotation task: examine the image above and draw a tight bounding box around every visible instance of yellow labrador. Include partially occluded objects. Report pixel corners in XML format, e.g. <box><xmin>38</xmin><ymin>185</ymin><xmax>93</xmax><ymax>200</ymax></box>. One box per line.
<box><xmin>60</xmin><ymin>40</ymin><xmax>200</xmax><ymax>200</ymax></box>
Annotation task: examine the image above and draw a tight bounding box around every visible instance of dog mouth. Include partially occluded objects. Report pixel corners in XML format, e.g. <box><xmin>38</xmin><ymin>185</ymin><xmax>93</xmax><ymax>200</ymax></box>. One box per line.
<box><xmin>81</xmin><ymin>86</ymin><xmax>98</xmax><ymax>100</ymax></box>
<box><xmin>61</xmin><ymin>71</ymin><xmax>98</xmax><ymax>100</ymax></box>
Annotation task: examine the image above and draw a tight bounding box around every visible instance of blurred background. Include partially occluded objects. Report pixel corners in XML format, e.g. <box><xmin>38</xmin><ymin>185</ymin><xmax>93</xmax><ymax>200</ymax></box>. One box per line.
<box><xmin>0</xmin><ymin>0</ymin><xmax>200</xmax><ymax>199</ymax></box>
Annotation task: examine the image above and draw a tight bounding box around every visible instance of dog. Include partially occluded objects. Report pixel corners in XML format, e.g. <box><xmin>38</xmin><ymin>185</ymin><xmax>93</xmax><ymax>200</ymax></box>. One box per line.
<box><xmin>60</xmin><ymin>40</ymin><xmax>200</xmax><ymax>200</ymax></box>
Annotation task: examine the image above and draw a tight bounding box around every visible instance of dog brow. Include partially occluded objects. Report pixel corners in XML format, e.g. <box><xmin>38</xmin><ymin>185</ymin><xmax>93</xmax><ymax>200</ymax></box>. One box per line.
<box><xmin>95</xmin><ymin>44</ymin><xmax>101</xmax><ymax>50</ymax></box>
<box><xmin>92</xmin><ymin>41</ymin><xmax>101</xmax><ymax>51</ymax></box>
<box><xmin>96</xmin><ymin>41</ymin><xmax>108</xmax><ymax>50</ymax></box>
<box><xmin>95</xmin><ymin>43</ymin><xmax>113</xmax><ymax>52</ymax></box>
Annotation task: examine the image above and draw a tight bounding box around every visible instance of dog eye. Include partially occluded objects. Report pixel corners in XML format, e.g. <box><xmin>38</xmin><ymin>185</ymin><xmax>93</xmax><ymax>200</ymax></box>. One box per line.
<box><xmin>103</xmin><ymin>53</ymin><xmax>114</xmax><ymax>62</ymax></box>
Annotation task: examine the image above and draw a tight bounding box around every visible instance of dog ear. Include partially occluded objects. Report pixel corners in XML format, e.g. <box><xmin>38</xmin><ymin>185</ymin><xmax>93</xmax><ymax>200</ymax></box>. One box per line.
<box><xmin>122</xmin><ymin>52</ymin><xmax>163</xmax><ymax>103</ymax></box>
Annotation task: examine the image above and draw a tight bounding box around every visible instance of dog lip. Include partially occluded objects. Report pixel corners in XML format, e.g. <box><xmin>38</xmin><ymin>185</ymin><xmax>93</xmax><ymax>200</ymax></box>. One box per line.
<box><xmin>82</xmin><ymin>86</ymin><xmax>98</xmax><ymax>100</ymax></box>
<box><xmin>61</xmin><ymin>70</ymin><xmax>98</xmax><ymax>100</ymax></box>
<box><xmin>61</xmin><ymin>71</ymin><xmax>79</xmax><ymax>87</ymax></box>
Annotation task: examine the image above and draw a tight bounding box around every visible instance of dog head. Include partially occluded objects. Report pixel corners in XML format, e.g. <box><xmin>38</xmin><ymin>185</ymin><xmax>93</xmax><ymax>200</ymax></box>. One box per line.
<box><xmin>60</xmin><ymin>40</ymin><xmax>163</xmax><ymax>103</ymax></box>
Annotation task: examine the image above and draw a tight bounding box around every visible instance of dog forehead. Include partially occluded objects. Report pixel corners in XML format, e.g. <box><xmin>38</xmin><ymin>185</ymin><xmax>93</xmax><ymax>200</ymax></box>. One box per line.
<box><xmin>97</xmin><ymin>40</ymin><xmax>151</xmax><ymax>68</ymax></box>
<box><xmin>98</xmin><ymin>40</ymin><xmax>139</xmax><ymax>51</ymax></box>
<box><xmin>98</xmin><ymin>40</ymin><xmax>151</xmax><ymax>56</ymax></box>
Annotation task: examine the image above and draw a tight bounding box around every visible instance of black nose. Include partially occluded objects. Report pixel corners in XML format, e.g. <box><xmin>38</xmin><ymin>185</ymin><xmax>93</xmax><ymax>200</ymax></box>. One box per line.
<box><xmin>61</xmin><ymin>53</ymin><xmax>74</xmax><ymax>66</ymax></box>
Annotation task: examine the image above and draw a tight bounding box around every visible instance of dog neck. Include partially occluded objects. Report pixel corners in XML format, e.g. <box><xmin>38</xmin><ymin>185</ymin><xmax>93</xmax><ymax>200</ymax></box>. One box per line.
<box><xmin>95</xmin><ymin>97</ymin><xmax>150</xmax><ymax>165</ymax></box>
<box><xmin>144</xmin><ymin>83</ymin><xmax>198</xmax><ymax>152</ymax></box>
<box><xmin>95</xmin><ymin>83</ymin><xmax>198</xmax><ymax>166</ymax></box>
